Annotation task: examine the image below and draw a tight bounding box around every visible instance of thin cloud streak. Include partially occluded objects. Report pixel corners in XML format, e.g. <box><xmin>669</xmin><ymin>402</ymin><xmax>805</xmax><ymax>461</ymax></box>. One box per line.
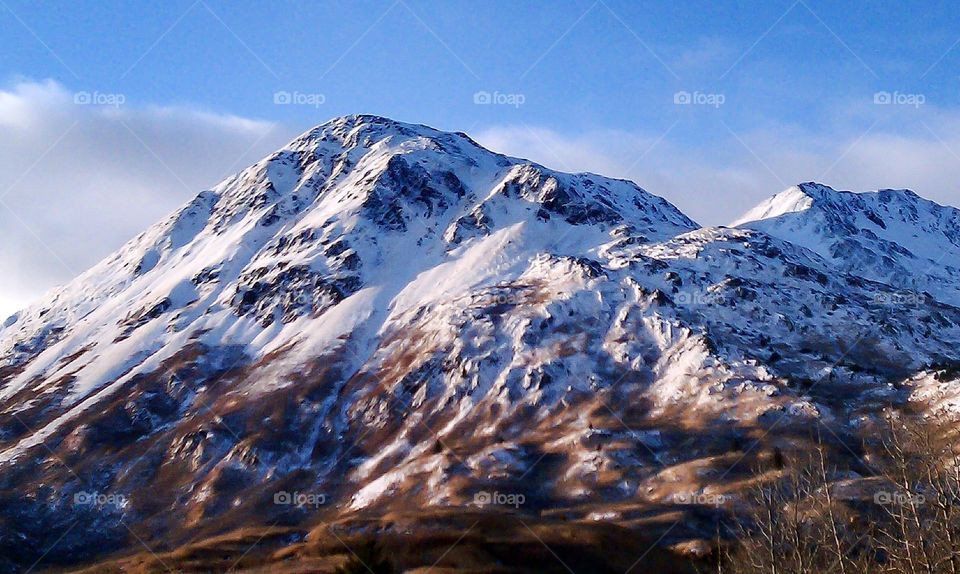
<box><xmin>6</xmin><ymin>79</ymin><xmax>960</xmax><ymax>319</ymax></box>
<box><xmin>0</xmin><ymin>79</ymin><xmax>294</xmax><ymax>319</ymax></box>
<box><xmin>474</xmin><ymin>112</ymin><xmax>960</xmax><ymax>229</ymax></box>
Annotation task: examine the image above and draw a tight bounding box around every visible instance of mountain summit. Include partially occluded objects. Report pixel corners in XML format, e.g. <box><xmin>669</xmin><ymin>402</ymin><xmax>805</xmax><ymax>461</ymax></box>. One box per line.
<box><xmin>733</xmin><ymin>181</ymin><xmax>960</xmax><ymax>305</ymax></box>
<box><xmin>2</xmin><ymin>116</ymin><xmax>960</xmax><ymax>571</ymax></box>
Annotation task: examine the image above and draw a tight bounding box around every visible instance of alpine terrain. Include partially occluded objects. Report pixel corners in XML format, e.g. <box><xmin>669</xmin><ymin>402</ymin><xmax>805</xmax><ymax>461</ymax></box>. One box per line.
<box><xmin>2</xmin><ymin>115</ymin><xmax>960</xmax><ymax>573</ymax></box>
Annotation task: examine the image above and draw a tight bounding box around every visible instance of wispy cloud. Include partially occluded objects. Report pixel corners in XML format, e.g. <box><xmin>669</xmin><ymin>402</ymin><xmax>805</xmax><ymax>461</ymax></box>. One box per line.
<box><xmin>0</xmin><ymin>79</ymin><xmax>295</xmax><ymax>319</ymax></box>
<box><xmin>475</xmin><ymin>104</ymin><xmax>960</xmax><ymax>228</ymax></box>
<box><xmin>5</xmin><ymin>79</ymin><xmax>960</xmax><ymax>320</ymax></box>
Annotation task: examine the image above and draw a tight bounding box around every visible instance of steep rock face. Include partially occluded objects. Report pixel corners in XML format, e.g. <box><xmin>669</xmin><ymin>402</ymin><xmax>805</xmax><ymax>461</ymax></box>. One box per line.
<box><xmin>1</xmin><ymin>117</ymin><xmax>960</xmax><ymax>571</ymax></box>
<box><xmin>733</xmin><ymin>182</ymin><xmax>960</xmax><ymax>306</ymax></box>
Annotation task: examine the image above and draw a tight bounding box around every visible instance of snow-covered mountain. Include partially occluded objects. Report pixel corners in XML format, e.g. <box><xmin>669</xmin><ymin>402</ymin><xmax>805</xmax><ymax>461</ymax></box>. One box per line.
<box><xmin>2</xmin><ymin>116</ymin><xmax>959</xmax><ymax>571</ymax></box>
<box><xmin>733</xmin><ymin>182</ymin><xmax>960</xmax><ymax>306</ymax></box>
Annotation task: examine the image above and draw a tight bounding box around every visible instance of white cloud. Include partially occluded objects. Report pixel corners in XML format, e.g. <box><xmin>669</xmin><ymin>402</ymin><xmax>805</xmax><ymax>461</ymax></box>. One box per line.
<box><xmin>474</xmin><ymin>123</ymin><xmax>775</xmax><ymax>225</ymax></box>
<box><xmin>5</xmin><ymin>80</ymin><xmax>960</xmax><ymax>320</ymax></box>
<box><xmin>474</xmin><ymin>126</ymin><xmax>655</xmax><ymax>177</ymax></box>
<box><xmin>474</xmin><ymin>107</ymin><xmax>960</xmax><ymax>229</ymax></box>
<box><xmin>0</xmin><ymin>80</ymin><xmax>295</xmax><ymax>319</ymax></box>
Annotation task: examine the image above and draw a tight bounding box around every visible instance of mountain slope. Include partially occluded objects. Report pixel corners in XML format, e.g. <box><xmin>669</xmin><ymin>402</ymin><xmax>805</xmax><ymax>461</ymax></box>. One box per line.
<box><xmin>732</xmin><ymin>181</ymin><xmax>960</xmax><ymax>306</ymax></box>
<box><xmin>0</xmin><ymin>115</ymin><xmax>697</xmax><ymax>459</ymax></box>
<box><xmin>2</xmin><ymin>117</ymin><xmax>960</xmax><ymax>572</ymax></box>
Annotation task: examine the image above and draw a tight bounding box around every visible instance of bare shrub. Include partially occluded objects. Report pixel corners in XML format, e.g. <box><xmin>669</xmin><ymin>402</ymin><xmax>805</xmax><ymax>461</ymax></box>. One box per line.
<box><xmin>722</xmin><ymin>415</ymin><xmax>960</xmax><ymax>574</ymax></box>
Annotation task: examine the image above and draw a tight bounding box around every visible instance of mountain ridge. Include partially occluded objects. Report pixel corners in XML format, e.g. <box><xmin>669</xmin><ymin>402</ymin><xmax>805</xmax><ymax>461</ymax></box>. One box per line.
<box><xmin>3</xmin><ymin>114</ymin><xmax>960</xmax><ymax>572</ymax></box>
<box><xmin>733</xmin><ymin>180</ymin><xmax>960</xmax><ymax>306</ymax></box>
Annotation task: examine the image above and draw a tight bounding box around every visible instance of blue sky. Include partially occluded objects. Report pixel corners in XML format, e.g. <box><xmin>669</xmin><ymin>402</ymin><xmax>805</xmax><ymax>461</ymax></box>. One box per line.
<box><xmin>3</xmin><ymin>0</ymin><xmax>960</xmax><ymax>315</ymax></box>
<box><xmin>6</xmin><ymin>1</ymin><xmax>958</xmax><ymax>132</ymax></box>
<box><xmin>7</xmin><ymin>1</ymin><xmax>960</xmax><ymax>133</ymax></box>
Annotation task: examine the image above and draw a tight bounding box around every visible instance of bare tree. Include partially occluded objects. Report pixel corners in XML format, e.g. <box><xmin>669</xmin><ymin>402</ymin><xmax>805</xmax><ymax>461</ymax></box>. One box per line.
<box><xmin>720</xmin><ymin>413</ymin><xmax>960</xmax><ymax>574</ymax></box>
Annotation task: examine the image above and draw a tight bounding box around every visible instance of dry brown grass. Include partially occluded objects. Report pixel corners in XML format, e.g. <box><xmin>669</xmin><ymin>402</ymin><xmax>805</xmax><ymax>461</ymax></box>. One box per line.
<box><xmin>56</xmin><ymin>509</ymin><xmax>708</xmax><ymax>574</ymax></box>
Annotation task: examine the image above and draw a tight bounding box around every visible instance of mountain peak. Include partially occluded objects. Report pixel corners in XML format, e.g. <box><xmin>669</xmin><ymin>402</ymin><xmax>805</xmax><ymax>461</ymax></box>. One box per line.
<box><xmin>290</xmin><ymin>114</ymin><xmax>481</xmax><ymax>153</ymax></box>
<box><xmin>794</xmin><ymin>182</ymin><xmax>925</xmax><ymax>207</ymax></box>
<box><xmin>728</xmin><ymin>183</ymin><xmax>830</xmax><ymax>226</ymax></box>
<box><xmin>734</xmin><ymin>182</ymin><xmax>960</xmax><ymax>305</ymax></box>
<box><xmin>731</xmin><ymin>182</ymin><xmax>930</xmax><ymax>228</ymax></box>
<box><xmin>795</xmin><ymin>181</ymin><xmax>836</xmax><ymax>198</ymax></box>
<box><xmin>312</xmin><ymin>113</ymin><xmax>434</xmax><ymax>137</ymax></box>
<box><xmin>236</xmin><ymin>114</ymin><xmax>698</xmax><ymax>241</ymax></box>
